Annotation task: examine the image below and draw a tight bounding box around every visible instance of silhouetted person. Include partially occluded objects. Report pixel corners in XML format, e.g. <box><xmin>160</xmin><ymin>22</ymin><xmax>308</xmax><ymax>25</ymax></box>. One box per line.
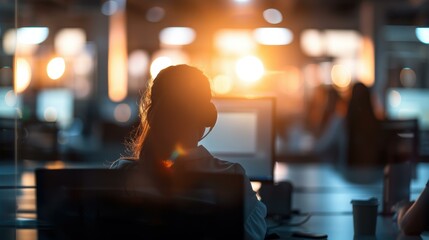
<box><xmin>312</xmin><ymin>86</ymin><xmax>348</xmax><ymax>164</ymax></box>
<box><xmin>395</xmin><ymin>180</ymin><xmax>429</xmax><ymax>235</ymax></box>
<box><xmin>110</xmin><ymin>64</ymin><xmax>267</xmax><ymax>240</ymax></box>
<box><xmin>345</xmin><ymin>82</ymin><xmax>383</xmax><ymax>167</ymax></box>
<box><xmin>305</xmin><ymin>85</ymin><xmax>339</xmax><ymax>139</ymax></box>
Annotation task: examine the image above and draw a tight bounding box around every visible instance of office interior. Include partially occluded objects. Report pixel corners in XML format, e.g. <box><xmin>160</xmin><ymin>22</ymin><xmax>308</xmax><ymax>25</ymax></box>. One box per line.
<box><xmin>1</xmin><ymin>0</ymin><xmax>429</xmax><ymax>239</ymax></box>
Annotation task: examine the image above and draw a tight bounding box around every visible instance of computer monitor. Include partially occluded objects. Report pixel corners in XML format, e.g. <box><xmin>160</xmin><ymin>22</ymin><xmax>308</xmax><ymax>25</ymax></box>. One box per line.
<box><xmin>200</xmin><ymin>97</ymin><xmax>275</xmax><ymax>182</ymax></box>
<box><xmin>386</xmin><ymin>88</ymin><xmax>429</xmax><ymax>130</ymax></box>
<box><xmin>36</xmin><ymin>88</ymin><xmax>74</xmax><ymax>129</ymax></box>
<box><xmin>386</xmin><ymin>88</ymin><xmax>429</xmax><ymax>160</ymax></box>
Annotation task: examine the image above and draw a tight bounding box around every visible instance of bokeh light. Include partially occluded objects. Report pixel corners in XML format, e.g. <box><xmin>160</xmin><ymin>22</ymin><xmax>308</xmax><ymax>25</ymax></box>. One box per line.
<box><xmin>128</xmin><ymin>50</ymin><xmax>149</xmax><ymax>78</ymax></box>
<box><xmin>114</xmin><ymin>103</ymin><xmax>132</xmax><ymax>123</ymax></box>
<box><xmin>47</xmin><ymin>57</ymin><xmax>66</xmax><ymax>80</ymax></box>
<box><xmin>73</xmin><ymin>51</ymin><xmax>94</xmax><ymax>76</ymax></box>
<box><xmin>212</xmin><ymin>75</ymin><xmax>233</xmax><ymax>95</ymax></box>
<box><xmin>400</xmin><ymin>67</ymin><xmax>417</xmax><ymax>87</ymax></box>
<box><xmin>416</xmin><ymin>27</ymin><xmax>429</xmax><ymax>44</ymax></box>
<box><xmin>5</xmin><ymin>90</ymin><xmax>18</xmax><ymax>107</ymax></box>
<box><xmin>44</xmin><ymin>106</ymin><xmax>58</xmax><ymax>122</ymax></box>
<box><xmin>388</xmin><ymin>90</ymin><xmax>401</xmax><ymax>107</ymax></box>
<box><xmin>150</xmin><ymin>49</ymin><xmax>189</xmax><ymax>78</ymax></box>
<box><xmin>150</xmin><ymin>57</ymin><xmax>173</xmax><ymax>79</ymax></box>
<box><xmin>17</xmin><ymin>27</ymin><xmax>49</xmax><ymax>45</ymax></box>
<box><xmin>55</xmin><ymin>28</ymin><xmax>86</xmax><ymax>56</ymax></box>
<box><xmin>300</xmin><ymin>29</ymin><xmax>325</xmax><ymax>57</ymax></box>
<box><xmin>253</xmin><ymin>28</ymin><xmax>293</xmax><ymax>45</ymax></box>
<box><xmin>74</xmin><ymin>77</ymin><xmax>92</xmax><ymax>99</ymax></box>
<box><xmin>101</xmin><ymin>0</ymin><xmax>119</xmax><ymax>16</ymax></box>
<box><xmin>14</xmin><ymin>58</ymin><xmax>32</xmax><ymax>93</ymax></box>
<box><xmin>214</xmin><ymin>29</ymin><xmax>256</xmax><ymax>55</ymax></box>
<box><xmin>146</xmin><ymin>6</ymin><xmax>165</xmax><ymax>23</ymax></box>
<box><xmin>331</xmin><ymin>64</ymin><xmax>351</xmax><ymax>89</ymax></box>
<box><xmin>263</xmin><ymin>8</ymin><xmax>283</xmax><ymax>24</ymax></box>
<box><xmin>236</xmin><ymin>56</ymin><xmax>265</xmax><ymax>85</ymax></box>
<box><xmin>160</xmin><ymin>27</ymin><xmax>196</xmax><ymax>46</ymax></box>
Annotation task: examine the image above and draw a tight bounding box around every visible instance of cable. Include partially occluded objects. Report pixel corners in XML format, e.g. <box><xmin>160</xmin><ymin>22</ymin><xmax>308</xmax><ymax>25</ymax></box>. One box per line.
<box><xmin>266</xmin><ymin>211</ymin><xmax>313</xmax><ymax>230</ymax></box>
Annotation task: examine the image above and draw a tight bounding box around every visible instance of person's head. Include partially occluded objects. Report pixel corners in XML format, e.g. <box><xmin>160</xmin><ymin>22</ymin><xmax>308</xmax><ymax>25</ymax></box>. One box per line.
<box><xmin>130</xmin><ymin>64</ymin><xmax>217</xmax><ymax>163</ymax></box>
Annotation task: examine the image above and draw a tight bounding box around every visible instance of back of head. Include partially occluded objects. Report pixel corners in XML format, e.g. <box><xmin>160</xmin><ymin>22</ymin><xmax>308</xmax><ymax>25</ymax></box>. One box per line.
<box><xmin>138</xmin><ymin>64</ymin><xmax>217</xmax><ymax>164</ymax></box>
<box><xmin>148</xmin><ymin>64</ymin><xmax>216</xmax><ymax>130</ymax></box>
<box><xmin>346</xmin><ymin>82</ymin><xmax>382</xmax><ymax>167</ymax></box>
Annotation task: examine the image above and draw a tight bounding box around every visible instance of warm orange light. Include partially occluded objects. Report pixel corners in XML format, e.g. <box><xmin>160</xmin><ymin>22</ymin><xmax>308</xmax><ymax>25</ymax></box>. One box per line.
<box><xmin>47</xmin><ymin>57</ymin><xmax>66</xmax><ymax>80</ymax></box>
<box><xmin>236</xmin><ymin>56</ymin><xmax>265</xmax><ymax>85</ymax></box>
<box><xmin>357</xmin><ymin>36</ymin><xmax>375</xmax><ymax>86</ymax></box>
<box><xmin>214</xmin><ymin>29</ymin><xmax>256</xmax><ymax>55</ymax></box>
<box><xmin>14</xmin><ymin>58</ymin><xmax>32</xmax><ymax>93</ymax></box>
<box><xmin>212</xmin><ymin>75</ymin><xmax>233</xmax><ymax>94</ymax></box>
<box><xmin>331</xmin><ymin>64</ymin><xmax>351</xmax><ymax>89</ymax></box>
<box><xmin>108</xmin><ymin>8</ymin><xmax>128</xmax><ymax>102</ymax></box>
<box><xmin>278</xmin><ymin>66</ymin><xmax>302</xmax><ymax>94</ymax></box>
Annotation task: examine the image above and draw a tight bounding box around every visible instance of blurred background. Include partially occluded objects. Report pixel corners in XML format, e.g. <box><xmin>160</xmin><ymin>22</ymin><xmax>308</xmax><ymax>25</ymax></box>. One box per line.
<box><xmin>1</xmin><ymin>1</ymin><xmax>429</xmax><ymax>239</ymax></box>
<box><xmin>1</xmin><ymin>0</ymin><xmax>429</xmax><ymax>164</ymax></box>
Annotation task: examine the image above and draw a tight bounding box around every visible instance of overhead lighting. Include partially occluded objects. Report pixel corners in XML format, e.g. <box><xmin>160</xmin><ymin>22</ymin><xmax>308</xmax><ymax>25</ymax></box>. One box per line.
<box><xmin>146</xmin><ymin>6</ymin><xmax>165</xmax><ymax>23</ymax></box>
<box><xmin>150</xmin><ymin>49</ymin><xmax>189</xmax><ymax>78</ymax></box>
<box><xmin>128</xmin><ymin>49</ymin><xmax>149</xmax><ymax>78</ymax></box>
<box><xmin>160</xmin><ymin>27</ymin><xmax>196</xmax><ymax>46</ymax></box>
<box><xmin>253</xmin><ymin>28</ymin><xmax>293</xmax><ymax>45</ymax></box>
<box><xmin>108</xmin><ymin>3</ymin><xmax>128</xmax><ymax>102</ymax></box>
<box><xmin>416</xmin><ymin>27</ymin><xmax>429</xmax><ymax>44</ymax></box>
<box><xmin>47</xmin><ymin>57</ymin><xmax>66</xmax><ymax>80</ymax></box>
<box><xmin>300</xmin><ymin>29</ymin><xmax>325</xmax><ymax>57</ymax></box>
<box><xmin>324</xmin><ymin>30</ymin><xmax>361</xmax><ymax>57</ymax></box>
<box><xmin>263</xmin><ymin>8</ymin><xmax>283</xmax><ymax>24</ymax></box>
<box><xmin>214</xmin><ymin>29</ymin><xmax>256</xmax><ymax>55</ymax></box>
<box><xmin>17</xmin><ymin>27</ymin><xmax>49</xmax><ymax>45</ymax></box>
<box><xmin>55</xmin><ymin>28</ymin><xmax>86</xmax><ymax>56</ymax></box>
<box><xmin>236</xmin><ymin>56</ymin><xmax>265</xmax><ymax>85</ymax></box>
<box><xmin>14</xmin><ymin>58</ymin><xmax>32</xmax><ymax>93</ymax></box>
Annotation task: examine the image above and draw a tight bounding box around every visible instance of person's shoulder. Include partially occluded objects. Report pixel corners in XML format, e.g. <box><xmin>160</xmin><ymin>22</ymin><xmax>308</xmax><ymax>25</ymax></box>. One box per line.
<box><xmin>211</xmin><ymin>157</ymin><xmax>246</xmax><ymax>175</ymax></box>
<box><xmin>110</xmin><ymin>157</ymin><xmax>138</xmax><ymax>170</ymax></box>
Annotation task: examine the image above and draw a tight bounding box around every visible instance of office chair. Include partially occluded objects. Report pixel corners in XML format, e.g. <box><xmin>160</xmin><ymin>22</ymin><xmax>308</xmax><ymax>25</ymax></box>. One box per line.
<box><xmin>36</xmin><ymin>169</ymin><xmax>244</xmax><ymax>240</ymax></box>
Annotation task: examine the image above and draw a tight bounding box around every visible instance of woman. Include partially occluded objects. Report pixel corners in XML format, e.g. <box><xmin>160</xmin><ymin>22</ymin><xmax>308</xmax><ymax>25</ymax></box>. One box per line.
<box><xmin>396</xmin><ymin>180</ymin><xmax>429</xmax><ymax>235</ymax></box>
<box><xmin>111</xmin><ymin>64</ymin><xmax>267</xmax><ymax>240</ymax></box>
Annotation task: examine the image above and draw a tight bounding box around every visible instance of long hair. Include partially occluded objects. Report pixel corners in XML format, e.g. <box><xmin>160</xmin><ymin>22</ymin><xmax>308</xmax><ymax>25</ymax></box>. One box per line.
<box><xmin>345</xmin><ymin>82</ymin><xmax>382</xmax><ymax>167</ymax></box>
<box><xmin>127</xmin><ymin>65</ymin><xmax>213</xmax><ymax>169</ymax></box>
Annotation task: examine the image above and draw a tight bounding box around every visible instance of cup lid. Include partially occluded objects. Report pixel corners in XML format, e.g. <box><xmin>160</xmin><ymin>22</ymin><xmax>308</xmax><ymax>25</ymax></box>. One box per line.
<box><xmin>351</xmin><ymin>197</ymin><xmax>378</xmax><ymax>206</ymax></box>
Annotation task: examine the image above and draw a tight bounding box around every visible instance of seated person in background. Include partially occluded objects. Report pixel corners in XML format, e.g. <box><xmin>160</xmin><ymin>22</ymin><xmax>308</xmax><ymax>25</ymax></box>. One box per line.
<box><xmin>395</xmin><ymin>180</ymin><xmax>429</xmax><ymax>235</ymax></box>
<box><xmin>110</xmin><ymin>64</ymin><xmax>267</xmax><ymax>240</ymax></box>
<box><xmin>312</xmin><ymin>86</ymin><xmax>348</xmax><ymax>164</ymax></box>
<box><xmin>345</xmin><ymin>82</ymin><xmax>383</xmax><ymax>167</ymax></box>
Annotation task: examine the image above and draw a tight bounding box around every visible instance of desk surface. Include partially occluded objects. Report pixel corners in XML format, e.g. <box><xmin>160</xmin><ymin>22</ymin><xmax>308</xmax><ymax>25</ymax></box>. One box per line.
<box><xmin>1</xmin><ymin>161</ymin><xmax>428</xmax><ymax>240</ymax></box>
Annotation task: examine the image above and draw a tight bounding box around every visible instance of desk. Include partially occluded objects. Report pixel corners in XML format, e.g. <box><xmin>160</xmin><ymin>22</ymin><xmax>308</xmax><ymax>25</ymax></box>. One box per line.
<box><xmin>1</xmin><ymin>161</ymin><xmax>429</xmax><ymax>240</ymax></box>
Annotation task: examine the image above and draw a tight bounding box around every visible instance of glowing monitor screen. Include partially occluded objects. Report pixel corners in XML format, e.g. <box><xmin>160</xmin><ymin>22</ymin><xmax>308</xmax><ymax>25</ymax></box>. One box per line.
<box><xmin>200</xmin><ymin>97</ymin><xmax>275</xmax><ymax>182</ymax></box>
<box><xmin>386</xmin><ymin>88</ymin><xmax>429</xmax><ymax>130</ymax></box>
<box><xmin>36</xmin><ymin>88</ymin><xmax>74</xmax><ymax>129</ymax></box>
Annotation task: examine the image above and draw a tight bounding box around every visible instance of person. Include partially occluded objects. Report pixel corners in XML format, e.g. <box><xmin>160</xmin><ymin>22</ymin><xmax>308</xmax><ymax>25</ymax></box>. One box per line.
<box><xmin>345</xmin><ymin>82</ymin><xmax>383</xmax><ymax>167</ymax></box>
<box><xmin>395</xmin><ymin>180</ymin><xmax>429</xmax><ymax>235</ymax></box>
<box><xmin>110</xmin><ymin>64</ymin><xmax>267</xmax><ymax>240</ymax></box>
<box><xmin>311</xmin><ymin>85</ymin><xmax>348</xmax><ymax>164</ymax></box>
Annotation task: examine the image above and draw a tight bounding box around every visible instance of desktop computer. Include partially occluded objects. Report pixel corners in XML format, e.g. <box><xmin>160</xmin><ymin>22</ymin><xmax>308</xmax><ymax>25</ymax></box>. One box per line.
<box><xmin>200</xmin><ymin>97</ymin><xmax>275</xmax><ymax>182</ymax></box>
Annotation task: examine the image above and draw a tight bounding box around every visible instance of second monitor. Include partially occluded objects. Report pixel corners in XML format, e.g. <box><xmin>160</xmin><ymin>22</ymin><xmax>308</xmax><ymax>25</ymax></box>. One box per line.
<box><xmin>200</xmin><ymin>97</ymin><xmax>275</xmax><ymax>182</ymax></box>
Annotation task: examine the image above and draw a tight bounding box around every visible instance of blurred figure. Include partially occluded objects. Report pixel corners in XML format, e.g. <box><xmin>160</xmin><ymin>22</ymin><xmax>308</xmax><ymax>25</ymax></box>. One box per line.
<box><xmin>110</xmin><ymin>64</ymin><xmax>267</xmax><ymax>240</ymax></box>
<box><xmin>345</xmin><ymin>82</ymin><xmax>383</xmax><ymax>167</ymax></box>
<box><xmin>305</xmin><ymin>85</ymin><xmax>339</xmax><ymax>139</ymax></box>
<box><xmin>291</xmin><ymin>84</ymin><xmax>347</xmax><ymax>163</ymax></box>
<box><xmin>395</xmin><ymin>180</ymin><xmax>429</xmax><ymax>235</ymax></box>
<box><xmin>312</xmin><ymin>86</ymin><xmax>348</xmax><ymax>164</ymax></box>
